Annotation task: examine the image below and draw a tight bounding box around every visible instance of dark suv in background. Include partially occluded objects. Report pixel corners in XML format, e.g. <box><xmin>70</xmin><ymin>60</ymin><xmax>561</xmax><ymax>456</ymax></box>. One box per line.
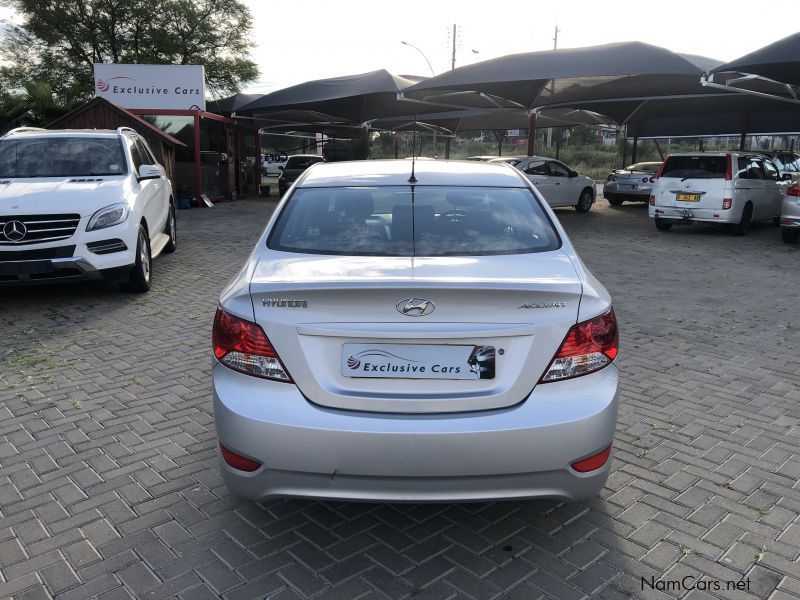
<box><xmin>277</xmin><ymin>154</ymin><xmax>325</xmax><ymax>196</ymax></box>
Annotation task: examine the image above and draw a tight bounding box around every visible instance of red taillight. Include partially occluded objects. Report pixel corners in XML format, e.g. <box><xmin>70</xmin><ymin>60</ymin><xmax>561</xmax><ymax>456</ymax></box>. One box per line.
<box><xmin>787</xmin><ymin>183</ymin><xmax>800</xmax><ymax>197</ymax></box>
<box><xmin>641</xmin><ymin>177</ymin><xmax>648</xmax><ymax>183</ymax></box>
<box><xmin>656</xmin><ymin>159</ymin><xmax>667</xmax><ymax>178</ymax></box>
<box><xmin>571</xmin><ymin>445</ymin><xmax>612</xmax><ymax>473</ymax></box>
<box><xmin>725</xmin><ymin>154</ymin><xmax>732</xmax><ymax>180</ymax></box>
<box><xmin>219</xmin><ymin>443</ymin><xmax>261</xmax><ymax>472</ymax></box>
<box><xmin>540</xmin><ymin>309</ymin><xmax>618</xmax><ymax>383</ymax></box>
<box><xmin>649</xmin><ymin>194</ymin><xmax>655</xmax><ymax>206</ymax></box>
<box><xmin>648</xmin><ymin>176</ymin><xmax>655</xmax><ymax>183</ymax></box>
<box><xmin>212</xmin><ymin>308</ymin><xmax>292</xmax><ymax>381</ymax></box>
<box><xmin>722</xmin><ymin>198</ymin><xmax>732</xmax><ymax>210</ymax></box>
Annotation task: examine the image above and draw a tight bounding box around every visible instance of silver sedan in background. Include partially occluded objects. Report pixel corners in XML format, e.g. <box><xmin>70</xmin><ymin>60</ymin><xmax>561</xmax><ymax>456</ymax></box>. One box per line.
<box><xmin>603</xmin><ymin>161</ymin><xmax>662</xmax><ymax>206</ymax></box>
<box><xmin>781</xmin><ymin>182</ymin><xmax>800</xmax><ymax>243</ymax></box>
<box><xmin>490</xmin><ymin>156</ymin><xmax>597</xmax><ymax>211</ymax></box>
<box><xmin>212</xmin><ymin>159</ymin><xmax>619</xmax><ymax>503</ymax></box>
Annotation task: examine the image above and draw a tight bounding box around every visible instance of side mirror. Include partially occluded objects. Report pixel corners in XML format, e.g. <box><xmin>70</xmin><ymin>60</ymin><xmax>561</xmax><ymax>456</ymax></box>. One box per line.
<box><xmin>569</xmin><ymin>170</ymin><xmax>578</xmax><ymax>177</ymax></box>
<box><xmin>782</xmin><ymin>173</ymin><xmax>793</xmax><ymax>181</ymax></box>
<box><xmin>138</xmin><ymin>165</ymin><xmax>161</xmax><ymax>180</ymax></box>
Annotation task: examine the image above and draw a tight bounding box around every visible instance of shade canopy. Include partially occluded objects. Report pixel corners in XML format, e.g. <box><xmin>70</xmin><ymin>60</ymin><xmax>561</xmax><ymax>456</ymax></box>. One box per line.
<box><xmin>402</xmin><ymin>42</ymin><xmax>722</xmax><ymax>111</ymax></box>
<box><xmin>622</xmin><ymin>93</ymin><xmax>800</xmax><ymax>138</ymax></box>
<box><xmin>711</xmin><ymin>32</ymin><xmax>800</xmax><ymax>86</ymax></box>
<box><xmin>371</xmin><ymin>107</ymin><xmax>611</xmax><ymax>133</ymax></box>
<box><xmin>208</xmin><ymin>93</ymin><xmax>262</xmax><ymax>116</ymax></box>
<box><xmin>236</xmin><ymin>69</ymin><xmax>439</xmax><ymax>123</ymax></box>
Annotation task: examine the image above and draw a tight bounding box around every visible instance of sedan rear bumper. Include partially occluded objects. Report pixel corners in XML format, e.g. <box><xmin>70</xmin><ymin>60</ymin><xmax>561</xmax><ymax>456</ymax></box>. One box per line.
<box><xmin>213</xmin><ymin>362</ymin><xmax>618</xmax><ymax>502</ymax></box>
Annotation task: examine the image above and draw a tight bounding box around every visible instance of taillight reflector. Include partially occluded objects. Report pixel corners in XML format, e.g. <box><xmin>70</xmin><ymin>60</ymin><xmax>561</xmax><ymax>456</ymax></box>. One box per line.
<box><xmin>540</xmin><ymin>309</ymin><xmax>618</xmax><ymax>383</ymax></box>
<box><xmin>571</xmin><ymin>445</ymin><xmax>612</xmax><ymax>472</ymax></box>
<box><xmin>212</xmin><ymin>308</ymin><xmax>292</xmax><ymax>381</ymax></box>
<box><xmin>725</xmin><ymin>154</ymin><xmax>732</xmax><ymax>180</ymax></box>
<box><xmin>219</xmin><ymin>443</ymin><xmax>262</xmax><ymax>472</ymax></box>
<box><xmin>787</xmin><ymin>183</ymin><xmax>800</xmax><ymax>197</ymax></box>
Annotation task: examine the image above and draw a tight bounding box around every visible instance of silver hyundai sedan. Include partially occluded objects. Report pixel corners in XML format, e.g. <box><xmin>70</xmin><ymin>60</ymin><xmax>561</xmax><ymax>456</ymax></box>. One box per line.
<box><xmin>212</xmin><ymin>159</ymin><xmax>619</xmax><ymax>502</ymax></box>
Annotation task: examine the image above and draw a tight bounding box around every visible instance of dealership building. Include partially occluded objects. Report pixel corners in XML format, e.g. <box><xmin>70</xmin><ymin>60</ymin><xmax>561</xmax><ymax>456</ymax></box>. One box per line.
<box><xmin>50</xmin><ymin>63</ymin><xmax>262</xmax><ymax>204</ymax></box>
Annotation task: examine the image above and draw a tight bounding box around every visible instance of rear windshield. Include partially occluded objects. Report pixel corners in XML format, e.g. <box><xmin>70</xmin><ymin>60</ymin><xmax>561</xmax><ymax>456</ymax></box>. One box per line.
<box><xmin>0</xmin><ymin>137</ymin><xmax>127</xmax><ymax>178</ymax></box>
<box><xmin>285</xmin><ymin>156</ymin><xmax>323</xmax><ymax>169</ymax></box>
<box><xmin>661</xmin><ymin>155</ymin><xmax>726</xmax><ymax>179</ymax></box>
<box><xmin>268</xmin><ymin>186</ymin><xmax>561</xmax><ymax>256</ymax></box>
<box><xmin>626</xmin><ymin>162</ymin><xmax>661</xmax><ymax>173</ymax></box>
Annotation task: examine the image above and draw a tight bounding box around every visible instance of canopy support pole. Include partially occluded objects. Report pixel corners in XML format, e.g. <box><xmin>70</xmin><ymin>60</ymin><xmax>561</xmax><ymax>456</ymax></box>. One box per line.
<box><xmin>653</xmin><ymin>139</ymin><xmax>665</xmax><ymax>161</ymax></box>
<box><xmin>632</xmin><ymin>134</ymin><xmax>639</xmax><ymax>164</ymax></box>
<box><xmin>445</xmin><ymin>137</ymin><xmax>451</xmax><ymax>159</ymax></box>
<box><xmin>555</xmin><ymin>127</ymin><xmax>561</xmax><ymax>160</ymax></box>
<box><xmin>527</xmin><ymin>112</ymin><xmax>538</xmax><ymax>156</ymax></box>
<box><xmin>739</xmin><ymin>112</ymin><xmax>750</xmax><ymax>151</ymax></box>
<box><xmin>621</xmin><ymin>125</ymin><xmax>628</xmax><ymax>168</ymax></box>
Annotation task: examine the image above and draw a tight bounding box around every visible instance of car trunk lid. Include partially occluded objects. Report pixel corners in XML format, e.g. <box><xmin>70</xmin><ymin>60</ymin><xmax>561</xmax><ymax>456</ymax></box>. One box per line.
<box><xmin>249</xmin><ymin>250</ymin><xmax>583</xmax><ymax>413</ymax></box>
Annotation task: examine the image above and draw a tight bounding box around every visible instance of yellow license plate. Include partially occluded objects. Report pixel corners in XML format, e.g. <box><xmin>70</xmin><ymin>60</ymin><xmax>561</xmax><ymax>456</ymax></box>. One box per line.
<box><xmin>676</xmin><ymin>193</ymin><xmax>701</xmax><ymax>202</ymax></box>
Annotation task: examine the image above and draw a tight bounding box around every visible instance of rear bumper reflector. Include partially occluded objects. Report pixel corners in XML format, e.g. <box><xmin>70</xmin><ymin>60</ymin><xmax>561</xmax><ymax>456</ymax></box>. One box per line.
<box><xmin>219</xmin><ymin>443</ymin><xmax>262</xmax><ymax>472</ymax></box>
<box><xmin>571</xmin><ymin>445</ymin><xmax>612</xmax><ymax>473</ymax></box>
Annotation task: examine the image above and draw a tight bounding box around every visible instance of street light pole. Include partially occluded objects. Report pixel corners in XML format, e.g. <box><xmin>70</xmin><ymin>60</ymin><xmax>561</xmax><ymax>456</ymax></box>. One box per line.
<box><xmin>400</xmin><ymin>41</ymin><xmax>435</xmax><ymax>78</ymax></box>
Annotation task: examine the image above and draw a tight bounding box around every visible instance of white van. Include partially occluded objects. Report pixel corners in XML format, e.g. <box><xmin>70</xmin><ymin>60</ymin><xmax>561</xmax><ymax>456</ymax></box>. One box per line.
<box><xmin>649</xmin><ymin>152</ymin><xmax>790</xmax><ymax>235</ymax></box>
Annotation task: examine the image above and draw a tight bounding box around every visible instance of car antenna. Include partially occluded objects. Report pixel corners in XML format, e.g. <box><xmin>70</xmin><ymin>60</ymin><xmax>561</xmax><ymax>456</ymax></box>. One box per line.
<box><xmin>408</xmin><ymin>114</ymin><xmax>418</xmax><ymax>183</ymax></box>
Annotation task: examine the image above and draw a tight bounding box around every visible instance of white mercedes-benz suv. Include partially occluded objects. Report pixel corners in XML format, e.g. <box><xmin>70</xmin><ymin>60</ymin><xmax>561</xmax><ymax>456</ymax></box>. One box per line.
<box><xmin>212</xmin><ymin>159</ymin><xmax>619</xmax><ymax>503</ymax></box>
<box><xmin>0</xmin><ymin>126</ymin><xmax>176</xmax><ymax>291</ymax></box>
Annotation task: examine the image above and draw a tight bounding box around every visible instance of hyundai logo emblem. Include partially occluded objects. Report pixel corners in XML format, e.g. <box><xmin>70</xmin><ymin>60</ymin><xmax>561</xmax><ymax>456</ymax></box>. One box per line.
<box><xmin>2</xmin><ymin>220</ymin><xmax>27</xmax><ymax>242</ymax></box>
<box><xmin>396</xmin><ymin>298</ymin><xmax>435</xmax><ymax>317</ymax></box>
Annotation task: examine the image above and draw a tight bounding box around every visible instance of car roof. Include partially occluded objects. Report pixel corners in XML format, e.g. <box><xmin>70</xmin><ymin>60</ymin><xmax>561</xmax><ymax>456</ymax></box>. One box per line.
<box><xmin>287</xmin><ymin>154</ymin><xmax>324</xmax><ymax>159</ymax></box>
<box><xmin>299</xmin><ymin>159</ymin><xmax>528</xmax><ymax>188</ymax></box>
<box><xmin>667</xmin><ymin>151</ymin><xmax>765</xmax><ymax>158</ymax></box>
<box><xmin>489</xmin><ymin>155</ymin><xmax>553</xmax><ymax>162</ymax></box>
<box><xmin>2</xmin><ymin>128</ymin><xmax>125</xmax><ymax>140</ymax></box>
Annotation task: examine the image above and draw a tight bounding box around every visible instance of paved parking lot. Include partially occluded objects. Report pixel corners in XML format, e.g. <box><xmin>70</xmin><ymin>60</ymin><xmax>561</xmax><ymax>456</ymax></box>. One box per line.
<box><xmin>1</xmin><ymin>196</ymin><xmax>799</xmax><ymax>600</ymax></box>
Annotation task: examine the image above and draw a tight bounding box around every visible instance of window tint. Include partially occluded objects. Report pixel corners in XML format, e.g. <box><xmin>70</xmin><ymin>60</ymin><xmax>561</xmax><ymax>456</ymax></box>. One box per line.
<box><xmin>0</xmin><ymin>137</ymin><xmax>127</xmax><ymax>177</ymax></box>
<box><xmin>130</xmin><ymin>139</ymin><xmax>146</xmax><ymax>171</ymax></box>
<box><xmin>137</xmin><ymin>139</ymin><xmax>157</xmax><ymax>164</ymax></box>
<box><xmin>285</xmin><ymin>156</ymin><xmax>323</xmax><ymax>169</ymax></box>
<box><xmin>736</xmin><ymin>157</ymin><xmax>749</xmax><ymax>178</ymax></box>
<box><xmin>661</xmin><ymin>155</ymin><xmax>727</xmax><ymax>179</ymax></box>
<box><xmin>269</xmin><ymin>186</ymin><xmax>561</xmax><ymax>257</ymax></box>
<box><xmin>523</xmin><ymin>160</ymin><xmax>547</xmax><ymax>175</ymax></box>
<box><xmin>548</xmin><ymin>162</ymin><xmax>570</xmax><ymax>177</ymax></box>
<box><xmin>762</xmin><ymin>160</ymin><xmax>779</xmax><ymax>180</ymax></box>
<box><xmin>627</xmin><ymin>162</ymin><xmax>661</xmax><ymax>173</ymax></box>
<box><xmin>738</xmin><ymin>157</ymin><xmax>765</xmax><ymax>180</ymax></box>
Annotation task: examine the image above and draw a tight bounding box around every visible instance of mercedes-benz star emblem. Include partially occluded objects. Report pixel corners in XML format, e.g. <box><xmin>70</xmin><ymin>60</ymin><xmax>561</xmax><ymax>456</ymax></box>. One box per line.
<box><xmin>2</xmin><ymin>220</ymin><xmax>27</xmax><ymax>242</ymax></box>
<box><xmin>396</xmin><ymin>298</ymin><xmax>435</xmax><ymax>317</ymax></box>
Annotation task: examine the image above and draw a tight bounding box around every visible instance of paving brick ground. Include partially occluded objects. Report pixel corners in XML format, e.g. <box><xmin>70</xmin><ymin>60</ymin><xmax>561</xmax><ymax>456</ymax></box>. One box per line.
<box><xmin>1</xmin><ymin>194</ymin><xmax>799</xmax><ymax>600</ymax></box>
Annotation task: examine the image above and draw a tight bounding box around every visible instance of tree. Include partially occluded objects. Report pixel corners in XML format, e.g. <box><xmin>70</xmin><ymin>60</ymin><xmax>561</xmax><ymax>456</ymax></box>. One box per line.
<box><xmin>0</xmin><ymin>82</ymin><xmax>86</xmax><ymax>133</ymax></box>
<box><xmin>0</xmin><ymin>0</ymin><xmax>259</xmax><ymax>98</ymax></box>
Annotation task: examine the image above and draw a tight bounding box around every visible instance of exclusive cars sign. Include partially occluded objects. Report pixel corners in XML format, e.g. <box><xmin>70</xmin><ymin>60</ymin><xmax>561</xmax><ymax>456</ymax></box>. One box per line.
<box><xmin>93</xmin><ymin>64</ymin><xmax>206</xmax><ymax>110</ymax></box>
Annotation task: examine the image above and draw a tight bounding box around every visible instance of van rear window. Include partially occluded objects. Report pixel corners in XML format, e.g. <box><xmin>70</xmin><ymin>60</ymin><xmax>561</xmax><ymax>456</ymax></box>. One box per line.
<box><xmin>661</xmin><ymin>156</ymin><xmax>726</xmax><ymax>179</ymax></box>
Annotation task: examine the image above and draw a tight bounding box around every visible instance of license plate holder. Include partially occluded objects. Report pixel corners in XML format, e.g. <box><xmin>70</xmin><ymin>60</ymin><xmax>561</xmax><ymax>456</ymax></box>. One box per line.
<box><xmin>676</xmin><ymin>193</ymin><xmax>701</xmax><ymax>202</ymax></box>
<box><xmin>342</xmin><ymin>343</ymin><xmax>495</xmax><ymax>380</ymax></box>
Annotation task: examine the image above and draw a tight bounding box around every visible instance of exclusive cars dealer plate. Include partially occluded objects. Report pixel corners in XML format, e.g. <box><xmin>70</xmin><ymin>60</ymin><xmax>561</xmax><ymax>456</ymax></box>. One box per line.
<box><xmin>342</xmin><ymin>344</ymin><xmax>495</xmax><ymax>380</ymax></box>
